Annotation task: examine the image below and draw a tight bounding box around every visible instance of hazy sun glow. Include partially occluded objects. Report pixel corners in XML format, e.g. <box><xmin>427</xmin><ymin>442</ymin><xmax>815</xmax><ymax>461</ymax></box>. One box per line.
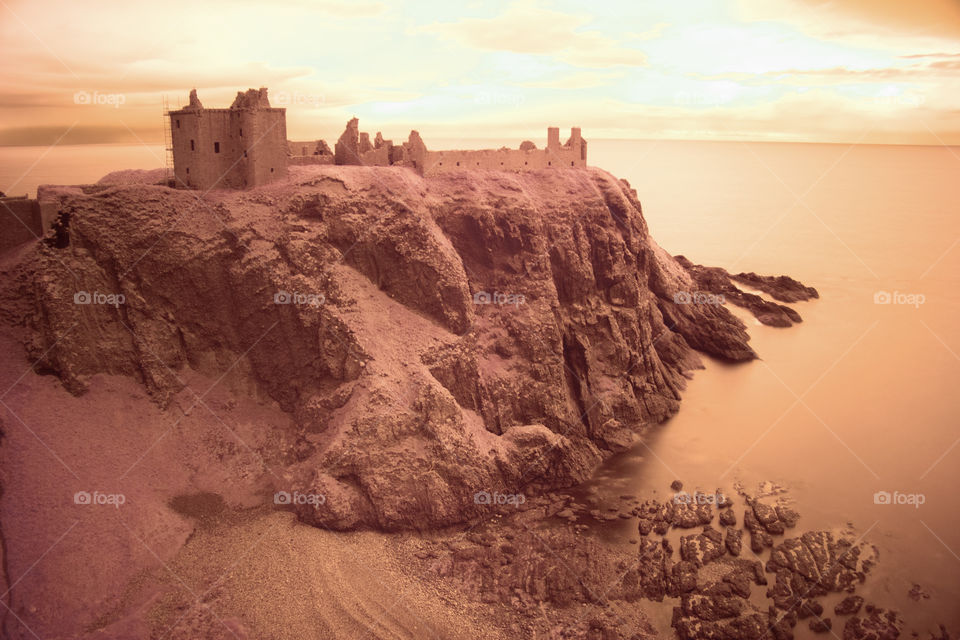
<box><xmin>1</xmin><ymin>0</ymin><xmax>958</xmax><ymax>145</ymax></box>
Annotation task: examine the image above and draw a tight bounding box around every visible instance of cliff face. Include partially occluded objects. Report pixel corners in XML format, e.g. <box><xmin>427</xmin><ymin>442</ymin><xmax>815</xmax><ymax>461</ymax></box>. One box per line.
<box><xmin>1</xmin><ymin>166</ymin><xmax>764</xmax><ymax>530</ymax></box>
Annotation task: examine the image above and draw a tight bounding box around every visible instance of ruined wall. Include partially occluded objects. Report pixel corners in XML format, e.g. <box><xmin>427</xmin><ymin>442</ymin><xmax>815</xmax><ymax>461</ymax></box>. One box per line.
<box><xmin>35</xmin><ymin>186</ymin><xmax>60</xmax><ymax>231</ymax></box>
<box><xmin>288</xmin><ymin>140</ymin><xmax>324</xmax><ymax>156</ymax></box>
<box><xmin>358</xmin><ymin>146</ymin><xmax>391</xmax><ymax>166</ymax></box>
<box><xmin>171</xmin><ymin>89</ymin><xmax>587</xmax><ymax>189</ymax></box>
<box><xmin>422</xmin><ymin>127</ymin><xmax>586</xmax><ymax>176</ymax></box>
<box><xmin>422</xmin><ymin>145</ymin><xmax>585</xmax><ymax>174</ymax></box>
<box><xmin>288</xmin><ymin>139</ymin><xmax>334</xmax><ymax>166</ymax></box>
<box><xmin>0</xmin><ymin>196</ymin><xmax>43</xmax><ymax>251</ymax></box>
<box><xmin>403</xmin><ymin>131</ymin><xmax>428</xmax><ymax>173</ymax></box>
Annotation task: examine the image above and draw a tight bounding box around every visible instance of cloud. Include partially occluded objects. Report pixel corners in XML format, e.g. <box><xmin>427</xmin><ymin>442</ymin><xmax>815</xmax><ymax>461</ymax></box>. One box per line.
<box><xmin>0</xmin><ymin>125</ymin><xmax>152</xmax><ymax>146</ymax></box>
<box><xmin>625</xmin><ymin>23</ymin><xmax>670</xmax><ymax>41</ymax></box>
<box><xmin>189</xmin><ymin>0</ymin><xmax>387</xmax><ymax>17</ymax></box>
<box><xmin>694</xmin><ymin>53</ymin><xmax>960</xmax><ymax>84</ymax></box>
<box><xmin>737</xmin><ymin>0</ymin><xmax>960</xmax><ymax>42</ymax></box>
<box><xmin>793</xmin><ymin>0</ymin><xmax>960</xmax><ymax>39</ymax></box>
<box><xmin>285</xmin><ymin>0</ymin><xmax>386</xmax><ymax>17</ymax></box>
<box><xmin>520</xmin><ymin>70</ymin><xmax>627</xmax><ymax>89</ymax></box>
<box><xmin>420</xmin><ymin>2</ymin><xmax>647</xmax><ymax>68</ymax></box>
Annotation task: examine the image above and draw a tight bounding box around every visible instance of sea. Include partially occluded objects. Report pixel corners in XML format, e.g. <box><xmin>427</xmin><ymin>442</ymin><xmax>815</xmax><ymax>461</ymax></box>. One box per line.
<box><xmin>1</xmin><ymin>140</ymin><xmax>958</xmax><ymax>636</ymax></box>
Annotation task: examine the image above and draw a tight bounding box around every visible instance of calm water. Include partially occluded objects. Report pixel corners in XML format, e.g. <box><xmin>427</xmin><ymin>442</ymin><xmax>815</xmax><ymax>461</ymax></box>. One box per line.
<box><xmin>2</xmin><ymin>140</ymin><xmax>958</xmax><ymax>634</ymax></box>
<box><xmin>594</xmin><ymin>140</ymin><xmax>960</xmax><ymax>636</ymax></box>
<box><xmin>0</xmin><ymin>143</ymin><xmax>166</xmax><ymax>198</ymax></box>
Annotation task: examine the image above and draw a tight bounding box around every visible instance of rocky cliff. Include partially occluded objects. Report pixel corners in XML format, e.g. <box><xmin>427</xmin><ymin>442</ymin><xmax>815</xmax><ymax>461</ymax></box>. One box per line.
<box><xmin>0</xmin><ymin>166</ymin><xmax>812</xmax><ymax>531</ymax></box>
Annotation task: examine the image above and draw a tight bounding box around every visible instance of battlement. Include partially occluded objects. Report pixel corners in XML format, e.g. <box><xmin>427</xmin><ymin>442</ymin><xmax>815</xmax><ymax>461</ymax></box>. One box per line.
<box><xmin>169</xmin><ymin>88</ymin><xmax>587</xmax><ymax>190</ymax></box>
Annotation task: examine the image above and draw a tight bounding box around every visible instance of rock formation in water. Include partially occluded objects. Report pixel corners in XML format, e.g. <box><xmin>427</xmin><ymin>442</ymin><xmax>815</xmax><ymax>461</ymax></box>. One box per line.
<box><xmin>673</xmin><ymin>256</ymin><xmax>818</xmax><ymax>328</ymax></box>
<box><xmin>0</xmin><ymin>166</ymin><xmax>814</xmax><ymax>532</ymax></box>
<box><xmin>404</xmin><ymin>480</ymin><xmax>890</xmax><ymax>640</ymax></box>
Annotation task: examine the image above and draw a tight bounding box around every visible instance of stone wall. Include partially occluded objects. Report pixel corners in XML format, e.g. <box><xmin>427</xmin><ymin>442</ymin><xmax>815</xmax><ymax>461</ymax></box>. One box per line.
<box><xmin>289</xmin><ymin>140</ymin><xmax>326</xmax><ymax>156</ymax></box>
<box><xmin>170</xmin><ymin>109</ymin><xmax>244</xmax><ymax>189</ymax></box>
<box><xmin>288</xmin><ymin>139</ymin><xmax>334</xmax><ymax>166</ymax></box>
<box><xmin>423</xmin><ymin>128</ymin><xmax>586</xmax><ymax>175</ymax></box>
<box><xmin>0</xmin><ymin>196</ymin><xmax>43</xmax><ymax>252</ymax></box>
<box><xmin>359</xmin><ymin>146</ymin><xmax>391</xmax><ymax>166</ymax></box>
<box><xmin>240</xmin><ymin>106</ymin><xmax>287</xmax><ymax>187</ymax></box>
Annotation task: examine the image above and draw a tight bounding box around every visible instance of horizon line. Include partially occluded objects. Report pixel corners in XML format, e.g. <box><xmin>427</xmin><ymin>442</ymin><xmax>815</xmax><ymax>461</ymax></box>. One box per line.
<box><xmin>1</xmin><ymin>137</ymin><xmax>958</xmax><ymax>149</ymax></box>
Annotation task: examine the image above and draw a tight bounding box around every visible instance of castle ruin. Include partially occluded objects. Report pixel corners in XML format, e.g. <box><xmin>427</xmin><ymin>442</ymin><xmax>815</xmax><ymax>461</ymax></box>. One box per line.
<box><xmin>169</xmin><ymin>88</ymin><xmax>587</xmax><ymax>190</ymax></box>
<box><xmin>168</xmin><ymin>88</ymin><xmax>288</xmax><ymax>191</ymax></box>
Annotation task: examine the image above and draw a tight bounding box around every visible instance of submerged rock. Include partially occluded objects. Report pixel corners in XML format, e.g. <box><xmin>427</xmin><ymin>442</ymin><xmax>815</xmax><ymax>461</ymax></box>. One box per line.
<box><xmin>674</xmin><ymin>256</ymin><xmax>808</xmax><ymax>327</ymax></box>
<box><xmin>842</xmin><ymin>607</ymin><xmax>903</xmax><ymax>640</ymax></box>
<box><xmin>835</xmin><ymin>595</ymin><xmax>865</xmax><ymax>616</ymax></box>
<box><xmin>809</xmin><ymin>617</ymin><xmax>833</xmax><ymax>633</ymax></box>
<box><xmin>731</xmin><ymin>271</ymin><xmax>819</xmax><ymax>303</ymax></box>
<box><xmin>765</xmin><ymin>531</ymin><xmax>874</xmax><ymax>607</ymax></box>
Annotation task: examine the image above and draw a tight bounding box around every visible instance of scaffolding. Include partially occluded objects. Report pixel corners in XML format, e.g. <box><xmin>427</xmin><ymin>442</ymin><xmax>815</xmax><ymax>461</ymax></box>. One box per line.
<box><xmin>161</xmin><ymin>95</ymin><xmax>175</xmax><ymax>183</ymax></box>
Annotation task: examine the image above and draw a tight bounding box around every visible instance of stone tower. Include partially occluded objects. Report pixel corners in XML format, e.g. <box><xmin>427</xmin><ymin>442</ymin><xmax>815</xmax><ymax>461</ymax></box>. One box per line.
<box><xmin>169</xmin><ymin>88</ymin><xmax>288</xmax><ymax>190</ymax></box>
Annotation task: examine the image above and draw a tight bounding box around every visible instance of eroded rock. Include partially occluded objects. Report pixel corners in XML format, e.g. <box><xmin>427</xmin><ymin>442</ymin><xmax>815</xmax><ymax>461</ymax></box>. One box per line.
<box><xmin>842</xmin><ymin>607</ymin><xmax>903</xmax><ymax>640</ymax></box>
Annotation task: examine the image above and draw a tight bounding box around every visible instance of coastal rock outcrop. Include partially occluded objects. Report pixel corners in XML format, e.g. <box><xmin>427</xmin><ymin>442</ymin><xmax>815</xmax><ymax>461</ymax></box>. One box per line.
<box><xmin>674</xmin><ymin>256</ymin><xmax>816</xmax><ymax>327</ymax></box>
<box><xmin>731</xmin><ymin>271</ymin><xmax>819</xmax><ymax>303</ymax></box>
<box><xmin>0</xmin><ymin>166</ymin><xmax>812</xmax><ymax>530</ymax></box>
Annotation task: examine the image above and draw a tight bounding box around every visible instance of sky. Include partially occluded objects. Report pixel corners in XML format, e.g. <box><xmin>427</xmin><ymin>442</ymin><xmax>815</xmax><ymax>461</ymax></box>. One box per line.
<box><xmin>1</xmin><ymin>0</ymin><xmax>959</xmax><ymax>146</ymax></box>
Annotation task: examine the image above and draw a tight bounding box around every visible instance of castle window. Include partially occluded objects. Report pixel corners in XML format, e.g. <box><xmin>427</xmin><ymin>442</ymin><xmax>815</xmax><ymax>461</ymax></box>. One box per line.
<box><xmin>176</xmin><ymin>119</ymin><xmax>180</xmax><ymax>128</ymax></box>
<box><xmin>185</xmin><ymin>168</ymin><xmax>189</xmax><ymax>174</ymax></box>
<box><xmin>190</xmin><ymin>140</ymin><xmax>195</xmax><ymax>151</ymax></box>
<box><xmin>239</xmin><ymin>128</ymin><xmax>243</xmax><ymax>137</ymax></box>
<box><xmin>270</xmin><ymin>168</ymin><xmax>274</xmax><ymax>172</ymax></box>
<box><xmin>456</xmin><ymin>161</ymin><xmax>460</xmax><ymax>166</ymax></box>
<box><xmin>548</xmin><ymin>161</ymin><xmax>552</xmax><ymax>166</ymax></box>
<box><xmin>244</xmin><ymin>151</ymin><xmax>247</xmax><ymax>158</ymax></box>
<box><xmin>571</xmin><ymin>161</ymin><xmax>574</xmax><ymax>166</ymax></box>
<box><xmin>214</xmin><ymin>142</ymin><xmax>220</xmax><ymax>153</ymax></box>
